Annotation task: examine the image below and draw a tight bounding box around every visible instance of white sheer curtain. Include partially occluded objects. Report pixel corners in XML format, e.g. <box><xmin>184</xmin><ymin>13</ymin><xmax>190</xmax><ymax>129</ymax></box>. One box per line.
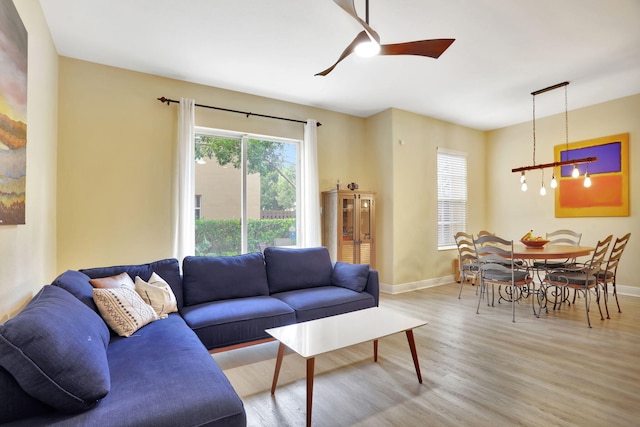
<box><xmin>172</xmin><ymin>98</ymin><xmax>195</xmax><ymax>260</ymax></box>
<box><xmin>302</xmin><ymin>119</ymin><xmax>321</xmax><ymax>247</ymax></box>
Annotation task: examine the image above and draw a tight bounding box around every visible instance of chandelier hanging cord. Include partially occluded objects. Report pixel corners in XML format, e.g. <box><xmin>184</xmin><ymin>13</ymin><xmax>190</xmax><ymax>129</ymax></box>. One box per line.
<box><xmin>532</xmin><ymin>93</ymin><xmax>536</xmax><ymax>166</ymax></box>
<box><xmin>511</xmin><ymin>81</ymin><xmax>596</xmax><ymax>174</ymax></box>
<box><xmin>564</xmin><ymin>84</ymin><xmax>569</xmax><ymax>160</ymax></box>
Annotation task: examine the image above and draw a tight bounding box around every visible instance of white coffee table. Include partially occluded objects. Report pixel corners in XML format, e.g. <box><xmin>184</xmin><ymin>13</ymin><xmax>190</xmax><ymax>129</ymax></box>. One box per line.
<box><xmin>266</xmin><ymin>306</ymin><xmax>427</xmax><ymax>426</ymax></box>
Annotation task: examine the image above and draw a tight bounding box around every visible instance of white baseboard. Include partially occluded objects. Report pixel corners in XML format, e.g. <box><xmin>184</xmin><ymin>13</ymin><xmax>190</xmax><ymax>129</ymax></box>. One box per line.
<box><xmin>617</xmin><ymin>285</ymin><xmax>640</xmax><ymax>297</ymax></box>
<box><xmin>381</xmin><ymin>276</ymin><xmax>640</xmax><ymax>297</ymax></box>
<box><xmin>380</xmin><ymin>275</ymin><xmax>456</xmax><ymax>294</ymax></box>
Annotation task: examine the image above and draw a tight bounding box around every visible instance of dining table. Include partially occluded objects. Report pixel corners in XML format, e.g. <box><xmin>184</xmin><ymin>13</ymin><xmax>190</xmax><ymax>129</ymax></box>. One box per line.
<box><xmin>512</xmin><ymin>243</ymin><xmax>595</xmax><ymax>312</ymax></box>
<box><xmin>513</xmin><ymin>244</ymin><xmax>595</xmax><ymax>260</ymax></box>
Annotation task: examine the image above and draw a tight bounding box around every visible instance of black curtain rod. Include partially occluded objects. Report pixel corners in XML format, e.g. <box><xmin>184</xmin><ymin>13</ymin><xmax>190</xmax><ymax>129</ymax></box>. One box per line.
<box><xmin>157</xmin><ymin>97</ymin><xmax>321</xmax><ymax>127</ymax></box>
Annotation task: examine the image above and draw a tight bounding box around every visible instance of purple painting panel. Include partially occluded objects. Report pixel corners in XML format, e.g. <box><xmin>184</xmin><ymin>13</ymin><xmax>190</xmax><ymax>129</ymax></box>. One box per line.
<box><xmin>560</xmin><ymin>142</ymin><xmax>621</xmax><ymax>177</ymax></box>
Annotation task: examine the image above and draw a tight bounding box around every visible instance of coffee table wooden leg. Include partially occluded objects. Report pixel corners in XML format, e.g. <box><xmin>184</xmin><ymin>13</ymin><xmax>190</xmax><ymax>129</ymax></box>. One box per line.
<box><xmin>405</xmin><ymin>329</ymin><xmax>423</xmax><ymax>384</ymax></box>
<box><xmin>373</xmin><ymin>339</ymin><xmax>378</xmax><ymax>362</ymax></box>
<box><xmin>271</xmin><ymin>342</ymin><xmax>286</xmax><ymax>395</ymax></box>
<box><xmin>306</xmin><ymin>357</ymin><xmax>315</xmax><ymax>427</ymax></box>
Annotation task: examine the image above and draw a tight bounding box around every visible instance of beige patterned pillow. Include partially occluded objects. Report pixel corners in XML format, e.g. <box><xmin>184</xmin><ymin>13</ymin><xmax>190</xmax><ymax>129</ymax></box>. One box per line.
<box><xmin>92</xmin><ymin>287</ymin><xmax>158</xmax><ymax>337</ymax></box>
<box><xmin>134</xmin><ymin>272</ymin><xmax>178</xmax><ymax>319</ymax></box>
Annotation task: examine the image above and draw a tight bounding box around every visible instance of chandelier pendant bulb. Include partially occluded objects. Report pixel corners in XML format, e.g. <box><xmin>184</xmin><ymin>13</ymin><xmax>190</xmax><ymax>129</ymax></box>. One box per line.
<box><xmin>571</xmin><ymin>164</ymin><xmax>580</xmax><ymax>178</ymax></box>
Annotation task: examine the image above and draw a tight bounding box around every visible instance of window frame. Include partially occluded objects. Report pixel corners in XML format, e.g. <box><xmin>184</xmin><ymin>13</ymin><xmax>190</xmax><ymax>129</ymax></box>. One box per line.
<box><xmin>194</xmin><ymin>126</ymin><xmax>302</xmax><ymax>254</ymax></box>
<box><xmin>437</xmin><ymin>147</ymin><xmax>468</xmax><ymax>250</ymax></box>
<box><xmin>194</xmin><ymin>194</ymin><xmax>202</xmax><ymax>220</ymax></box>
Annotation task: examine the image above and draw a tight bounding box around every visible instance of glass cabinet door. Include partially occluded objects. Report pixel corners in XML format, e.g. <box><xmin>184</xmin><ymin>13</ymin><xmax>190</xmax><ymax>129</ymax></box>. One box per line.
<box><xmin>359</xmin><ymin>197</ymin><xmax>372</xmax><ymax>243</ymax></box>
<box><xmin>340</xmin><ymin>196</ymin><xmax>356</xmax><ymax>264</ymax></box>
<box><xmin>358</xmin><ymin>196</ymin><xmax>373</xmax><ymax>265</ymax></box>
<box><xmin>341</xmin><ymin>198</ymin><xmax>354</xmax><ymax>242</ymax></box>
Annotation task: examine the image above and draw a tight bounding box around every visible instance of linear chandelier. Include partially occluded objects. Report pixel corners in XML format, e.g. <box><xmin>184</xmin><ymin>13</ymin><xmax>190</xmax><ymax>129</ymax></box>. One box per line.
<box><xmin>512</xmin><ymin>81</ymin><xmax>596</xmax><ymax>195</ymax></box>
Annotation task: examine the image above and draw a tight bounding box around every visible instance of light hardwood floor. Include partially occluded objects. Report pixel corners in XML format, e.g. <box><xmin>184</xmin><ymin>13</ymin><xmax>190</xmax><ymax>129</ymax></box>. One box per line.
<box><xmin>212</xmin><ymin>283</ymin><xmax>640</xmax><ymax>427</ymax></box>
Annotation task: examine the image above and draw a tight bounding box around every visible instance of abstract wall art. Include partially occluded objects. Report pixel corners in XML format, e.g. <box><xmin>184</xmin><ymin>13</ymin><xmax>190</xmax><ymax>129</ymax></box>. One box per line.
<box><xmin>0</xmin><ymin>0</ymin><xmax>27</xmax><ymax>225</ymax></box>
<box><xmin>554</xmin><ymin>133</ymin><xmax>629</xmax><ymax>217</ymax></box>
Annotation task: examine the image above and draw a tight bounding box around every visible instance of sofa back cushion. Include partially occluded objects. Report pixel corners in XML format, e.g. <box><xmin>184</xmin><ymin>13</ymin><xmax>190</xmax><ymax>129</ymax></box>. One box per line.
<box><xmin>51</xmin><ymin>269</ymin><xmax>100</xmax><ymax>313</ymax></box>
<box><xmin>80</xmin><ymin>258</ymin><xmax>183</xmax><ymax>308</ymax></box>
<box><xmin>0</xmin><ymin>285</ymin><xmax>111</xmax><ymax>413</ymax></box>
<box><xmin>264</xmin><ymin>246</ymin><xmax>333</xmax><ymax>294</ymax></box>
<box><xmin>182</xmin><ymin>252</ymin><xmax>269</xmax><ymax>306</ymax></box>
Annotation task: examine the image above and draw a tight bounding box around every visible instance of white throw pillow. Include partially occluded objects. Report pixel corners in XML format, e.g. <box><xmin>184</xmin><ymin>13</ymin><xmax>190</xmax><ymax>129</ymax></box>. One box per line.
<box><xmin>92</xmin><ymin>287</ymin><xmax>158</xmax><ymax>337</ymax></box>
<box><xmin>134</xmin><ymin>272</ymin><xmax>178</xmax><ymax>319</ymax></box>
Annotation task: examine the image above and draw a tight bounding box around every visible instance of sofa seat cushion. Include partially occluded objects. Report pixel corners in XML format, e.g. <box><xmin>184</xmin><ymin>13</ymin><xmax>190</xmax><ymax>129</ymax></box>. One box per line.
<box><xmin>80</xmin><ymin>258</ymin><xmax>183</xmax><ymax>309</ymax></box>
<box><xmin>11</xmin><ymin>315</ymin><xmax>247</xmax><ymax>427</ymax></box>
<box><xmin>181</xmin><ymin>296</ymin><xmax>296</xmax><ymax>350</ymax></box>
<box><xmin>0</xmin><ymin>285</ymin><xmax>111</xmax><ymax>414</ymax></box>
<box><xmin>264</xmin><ymin>247</ymin><xmax>333</xmax><ymax>293</ymax></box>
<box><xmin>272</xmin><ymin>286</ymin><xmax>376</xmax><ymax>323</ymax></box>
<box><xmin>183</xmin><ymin>253</ymin><xmax>270</xmax><ymax>305</ymax></box>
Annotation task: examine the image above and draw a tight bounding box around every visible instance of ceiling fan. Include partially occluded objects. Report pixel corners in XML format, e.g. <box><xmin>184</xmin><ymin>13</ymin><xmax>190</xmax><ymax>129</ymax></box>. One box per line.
<box><xmin>315</xmin><ymin>0</ymin><xmax>455</xmax><ymax>76</ymax></box>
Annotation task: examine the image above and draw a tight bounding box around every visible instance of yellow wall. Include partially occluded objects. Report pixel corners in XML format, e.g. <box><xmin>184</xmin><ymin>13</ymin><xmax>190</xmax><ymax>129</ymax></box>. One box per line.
<box><xmin>487</xmin><ymin>94</ymin><xmax>640</xmax><ymax>290</ymax></box>
<box><xmin>56</xmin><ymin>58</ymin><xmax>369</xmax><ymax>271</ymax></box>
<box><xmin>365</xmin><ymin>110</ymin><xmax>394</xmax><ymax>284</ymax></box>
<box><xmin>0</xmin><ymin>0</ymin><xmax>58</xmax><ymax>321</ymax></box>
<box><xmin>382</xmin><ymin>109</ymin><xmax>486</xmax><ymax>290</ymax></box>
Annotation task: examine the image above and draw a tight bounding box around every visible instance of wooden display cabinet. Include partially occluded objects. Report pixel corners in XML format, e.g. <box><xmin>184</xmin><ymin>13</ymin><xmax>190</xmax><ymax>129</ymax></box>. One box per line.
<box><xmin>322</xmin><ymin>190</ymin><xmax>375</xmax><ymax>268</ymax></box>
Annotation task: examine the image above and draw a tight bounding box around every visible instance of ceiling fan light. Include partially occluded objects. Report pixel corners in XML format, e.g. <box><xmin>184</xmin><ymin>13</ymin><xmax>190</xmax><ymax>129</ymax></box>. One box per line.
<box><xmin>354</xmin><ymin>40</ymin><xmax>380</xmax><ymax>58</ymax></box>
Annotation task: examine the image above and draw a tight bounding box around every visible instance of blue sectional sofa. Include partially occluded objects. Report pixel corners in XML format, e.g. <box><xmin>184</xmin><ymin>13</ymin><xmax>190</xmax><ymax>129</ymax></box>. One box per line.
<box><xmin>0</xmin><ymin>247</ymin><xmax>379</xmax><ymax>426</ymax></box>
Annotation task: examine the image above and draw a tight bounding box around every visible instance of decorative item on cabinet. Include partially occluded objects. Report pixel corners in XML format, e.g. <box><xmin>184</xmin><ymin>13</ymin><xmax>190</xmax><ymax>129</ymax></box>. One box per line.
<box><xmin>322</xmin><ymin>190</ymin><xmax>375</xmax><ymax>268</ymax></box>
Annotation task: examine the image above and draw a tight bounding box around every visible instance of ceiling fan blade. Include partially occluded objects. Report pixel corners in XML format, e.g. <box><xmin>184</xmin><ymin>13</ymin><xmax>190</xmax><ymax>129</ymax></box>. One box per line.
<box><xmin>379</xmin><ymin>39</ymin><xmax>455</xmax><ymax>59</ymax></box>
<box><xmin>333</xmin><ymin>0</ymin><xmax>380</xmax><ymax>42</ymax></box>
<box><xmin>315</xmin><ymin>31</ymin><xmax>370</xmax><ymax>76</ymax></box>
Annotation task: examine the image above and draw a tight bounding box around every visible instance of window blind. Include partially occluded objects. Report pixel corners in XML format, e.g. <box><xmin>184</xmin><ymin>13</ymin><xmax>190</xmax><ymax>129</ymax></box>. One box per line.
<box><xmin>437</xmin><ymin>148</ymin><xmax>467</xmax><ymax>248</ymax></box>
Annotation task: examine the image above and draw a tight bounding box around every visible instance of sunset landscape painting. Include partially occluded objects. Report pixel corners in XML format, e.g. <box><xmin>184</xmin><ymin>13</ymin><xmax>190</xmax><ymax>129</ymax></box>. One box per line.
<box><xmin>0</xmin><ymin>0</ymin><xmax>28</xmax><ymax>225</ymax></box>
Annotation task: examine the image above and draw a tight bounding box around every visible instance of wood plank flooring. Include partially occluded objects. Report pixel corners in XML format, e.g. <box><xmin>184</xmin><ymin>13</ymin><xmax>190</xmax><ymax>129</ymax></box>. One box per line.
<box><xmin>212</xmin><ymin>283</ymin><xmax>640</xmax><ymax>426</ymax></box>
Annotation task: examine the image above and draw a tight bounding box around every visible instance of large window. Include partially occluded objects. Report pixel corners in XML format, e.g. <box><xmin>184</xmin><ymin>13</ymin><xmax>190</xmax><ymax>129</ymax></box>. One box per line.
<box><xmin>437</xmin><ymin>148</ymin><xmax>467</xmax><ymax>249</ymax></box>
<box><xmin>194</xmin><ymin>127</ymin><xmax>300</xmax><ymax>256</ymax></box>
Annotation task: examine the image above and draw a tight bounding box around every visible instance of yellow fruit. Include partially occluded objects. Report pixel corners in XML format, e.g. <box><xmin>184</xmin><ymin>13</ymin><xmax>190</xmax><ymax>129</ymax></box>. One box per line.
<box><xmin>520</xmin><ymin>230</ymin><xmax>533</xmax><ymax>241</ymax></box>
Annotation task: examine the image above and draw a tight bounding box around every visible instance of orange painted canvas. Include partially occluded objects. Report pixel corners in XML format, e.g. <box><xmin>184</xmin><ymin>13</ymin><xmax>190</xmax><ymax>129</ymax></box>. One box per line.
<box><xmin>554</xmin><ymin>134</ymin><xmax>629</xmax><ymax>217</ymax></box>
<box><xmin>0</xmin><ymin>1</ymin><xmax>28</xmax><ymax>225</ymax></box>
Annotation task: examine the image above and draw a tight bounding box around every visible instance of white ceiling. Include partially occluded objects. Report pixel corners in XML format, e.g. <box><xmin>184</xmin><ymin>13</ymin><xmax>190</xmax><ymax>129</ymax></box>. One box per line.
<box><xmin>39</xmin><ymin>0</ymin><xmax>640</xmax><ymax>130</ymax></box>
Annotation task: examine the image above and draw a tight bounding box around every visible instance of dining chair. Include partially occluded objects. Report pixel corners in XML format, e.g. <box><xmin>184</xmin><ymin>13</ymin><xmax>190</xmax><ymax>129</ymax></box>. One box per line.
<box><xmin>532</xmin><ymin>229</ymin><xmax>582</xmax><ymax>307</ymax></box>
<box><xmin>477</xmin><ymin>230</ymin><xmax>495</xmax><ymax>238</ymax></box>
<box><xmin>473</xmin><ymin>234</ymin><xmax>533</xmax><ymax>322</ymax></box>
<box><xmin>540</xmin><ymin>235</ymin><xmax>612</xmax><ymax>328</ymax></box>
<box><xmin>598</xmin><ymin>233</ymin><xmax>631</xmax><ymax>317</ymax></box>
<box><xmin>454</xmin><ymin>232</ymin><xmax>479</xmax><ymax>299</ymax></box>
<box><xmin>534</xmin><ymin>229</ymin><xmax>582</xmax><ymax>270</ymax></box>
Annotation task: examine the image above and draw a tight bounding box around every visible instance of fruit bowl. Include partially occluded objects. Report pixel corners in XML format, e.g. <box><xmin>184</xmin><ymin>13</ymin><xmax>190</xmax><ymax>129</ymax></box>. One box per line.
<box><xmin>520</xmin><ymin>239</ymin><xmax>550</xmax><ymax>248</ymax></box>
